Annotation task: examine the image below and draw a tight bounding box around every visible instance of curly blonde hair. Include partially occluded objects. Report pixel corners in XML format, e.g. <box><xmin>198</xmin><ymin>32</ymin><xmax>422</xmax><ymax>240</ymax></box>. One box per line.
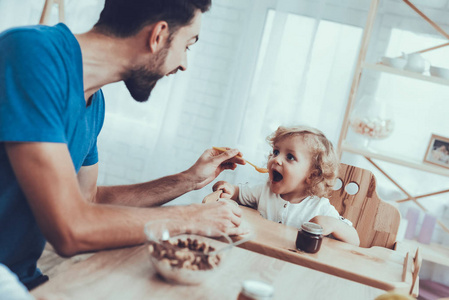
<box><xmin>266</xmin><ymin>125</ymin><xmax>339</xmax><ymax>198</ymax></box>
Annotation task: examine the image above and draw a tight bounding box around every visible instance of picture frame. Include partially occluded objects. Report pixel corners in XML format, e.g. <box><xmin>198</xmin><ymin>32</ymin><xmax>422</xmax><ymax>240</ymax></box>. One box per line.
<box><xmin>424</xmin><ymin>134</ymin><xmax>449</xmax><ymax>169</ymax></box>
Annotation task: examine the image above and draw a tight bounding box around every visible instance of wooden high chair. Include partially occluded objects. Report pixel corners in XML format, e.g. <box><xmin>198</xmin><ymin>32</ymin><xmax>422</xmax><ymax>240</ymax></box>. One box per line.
<box><xmin>329</xmin><ymin>163</ymin><xmax>401</xmax><ymax>249</ymax></box>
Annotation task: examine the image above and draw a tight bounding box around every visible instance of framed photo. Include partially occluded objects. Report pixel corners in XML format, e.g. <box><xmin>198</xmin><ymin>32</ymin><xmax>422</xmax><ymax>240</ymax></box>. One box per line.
<box><xmin>424</xmin><ymin>134</ymin><xmax>449</xmax><ymax>169</ymax></box>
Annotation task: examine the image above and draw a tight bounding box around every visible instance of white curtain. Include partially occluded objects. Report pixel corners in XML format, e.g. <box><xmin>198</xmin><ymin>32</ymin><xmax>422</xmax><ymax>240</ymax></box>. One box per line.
<box><xmin>1</xmin><ymin>0</ymin><xmax>449</xmax><ymax>286</ymax></box>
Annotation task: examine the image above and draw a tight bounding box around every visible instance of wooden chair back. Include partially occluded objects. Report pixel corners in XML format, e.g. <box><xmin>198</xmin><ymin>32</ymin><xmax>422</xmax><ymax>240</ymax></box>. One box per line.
<box><xmin>329</xmin><ymin>163</ymin><xmax>401</xmax><ymax>249</ymax></box>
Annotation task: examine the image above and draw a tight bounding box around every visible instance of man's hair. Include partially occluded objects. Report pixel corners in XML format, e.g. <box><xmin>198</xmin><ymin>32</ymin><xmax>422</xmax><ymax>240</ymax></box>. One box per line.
<box><xmin>266</xmin><ymin>125</ymin><xmax>339</xmax><ymax>198</ymax></box>
<box><xmin>94</xmin><ymin>0</ymin><xmax>212</xmax><ymax>38</ymax></box>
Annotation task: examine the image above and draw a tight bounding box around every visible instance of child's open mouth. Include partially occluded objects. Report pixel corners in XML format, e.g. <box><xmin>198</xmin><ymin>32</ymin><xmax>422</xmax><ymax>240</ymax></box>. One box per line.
<box><xmin>272</xmin><ymin>170</ymin><xmax>283</xmax><ymax>182</ymax></box>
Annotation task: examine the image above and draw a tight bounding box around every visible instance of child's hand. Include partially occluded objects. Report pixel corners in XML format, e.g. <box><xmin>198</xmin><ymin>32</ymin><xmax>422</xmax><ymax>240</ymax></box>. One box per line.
<box><xmin>308</xmin><ymin>216</ymin><xmax>335</xmax><ymax>236</ymax></box>
<box><xmin>212</xmin><ymin>181</ymin><xmax>237</xmax><ymax>200</ymax></box>
<box><xmin>308</xmin><ymin>215</ymin><xmax>360</xmax><ymax>246</ymax></box>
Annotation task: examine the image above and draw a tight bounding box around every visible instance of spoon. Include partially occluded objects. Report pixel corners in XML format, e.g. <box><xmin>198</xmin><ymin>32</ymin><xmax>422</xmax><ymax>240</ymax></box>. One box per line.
<box><xmin>208</xmin><ymin>234</ymin><xmax>254</xmax><ymax>256</ymax></box>
<box><xmin>213</xmin><ymin>146</ymin><xmax>269</xmax><ymax>173</ymax></box>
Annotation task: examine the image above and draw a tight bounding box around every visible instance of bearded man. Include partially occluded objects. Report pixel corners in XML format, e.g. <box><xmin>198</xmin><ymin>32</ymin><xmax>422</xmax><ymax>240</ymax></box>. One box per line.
<box><xmin>0</xmin><ymin>0</ymin><xmax>246</xmax><ymax>290</ymax></box>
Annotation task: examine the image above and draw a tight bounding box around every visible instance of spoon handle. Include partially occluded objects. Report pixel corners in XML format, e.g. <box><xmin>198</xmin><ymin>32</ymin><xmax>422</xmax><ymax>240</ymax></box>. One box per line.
<box><xmin>245</xmin><ymin>160</ymin><xmax>269</xmax><ymax>173</ymax></box>
<box><xmin>210</xmin><ymin>234</ymin><xmax>254</xmax><ymax>256</ymax></box>
<box><xmin>212</xmin><ymin>146</ymin><xmax>241</xmax><ymax>157</ymax></box>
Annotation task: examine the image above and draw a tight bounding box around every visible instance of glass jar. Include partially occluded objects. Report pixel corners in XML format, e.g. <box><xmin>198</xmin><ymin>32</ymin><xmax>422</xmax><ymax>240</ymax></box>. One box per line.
<box><xmin>349</xmin><ymin>95</ymin><xmax>394</xmax><ymax>148</ymax></box>
<box><xmin>295</xmin><ymin>222</ymin><xmax>323</xmax><ymax>254</ymax></box>
<box><xmin>237</xmin><ymin>280</ymin><xmax>274</xmax><ymax>300</ymax></box>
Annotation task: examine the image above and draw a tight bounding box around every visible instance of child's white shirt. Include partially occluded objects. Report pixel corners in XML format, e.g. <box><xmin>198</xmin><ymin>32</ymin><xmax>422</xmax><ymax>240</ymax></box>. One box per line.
<box><xmin>238</xmin><ymin>182</ymin><xmax>352</xmax><ymax>229</ymax></box>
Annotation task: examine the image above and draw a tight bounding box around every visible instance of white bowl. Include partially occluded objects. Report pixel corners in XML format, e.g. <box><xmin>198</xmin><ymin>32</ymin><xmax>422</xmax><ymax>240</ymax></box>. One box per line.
<box><xmin>429</xmin><ymin>66</ymin><xmax>449</xmax><ymax>79</ymax></box>
<box><xmin>144</xmin><ymin>220</ymin><xmax>233</xmax><ymax>285</ymax></box>
<box><xmin>381</xmin><ymin>56</ymin><xmax>407</xmax><ymax>69</ymax></box>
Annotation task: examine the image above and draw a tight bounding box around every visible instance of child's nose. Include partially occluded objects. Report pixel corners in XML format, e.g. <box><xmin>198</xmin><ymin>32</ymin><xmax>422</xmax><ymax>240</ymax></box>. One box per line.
<box><xmin>273</xmin><ymin>156</ymin><xmax>283</xmax><ymax>165</ymax></box>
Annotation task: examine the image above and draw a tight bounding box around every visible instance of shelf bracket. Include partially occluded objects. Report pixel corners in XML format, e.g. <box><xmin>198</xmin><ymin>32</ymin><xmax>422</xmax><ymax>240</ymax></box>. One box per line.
<box><xmin>39</xmin><ymin>0</ymin><xmax>65</xmax><ymax>25</ymax></box>
<box><xmin>402</xmin><ymin>0</ymin><xmax>449</xmax><ymax>40</ymax></box>
<box><xmin>397</xmin><ymin>189</ymin><xmax>449</xmax><ymax>203</ymax></box>
<box><xmin>337</xmin><ymin>0</ymin><xmax>381</xmax><ymax>157</ymax></box>
<box><xmin>365</xmin><ymin>157</ymin><xmax>449</xmax><ymax>234</ymax></box>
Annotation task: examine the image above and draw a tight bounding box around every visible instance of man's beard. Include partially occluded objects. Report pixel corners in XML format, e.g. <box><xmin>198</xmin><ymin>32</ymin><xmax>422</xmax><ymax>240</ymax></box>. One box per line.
<box><xmin>123</xmin><ymin>46</ymin><xmax>169</xmax><ymax>103</ymax></box>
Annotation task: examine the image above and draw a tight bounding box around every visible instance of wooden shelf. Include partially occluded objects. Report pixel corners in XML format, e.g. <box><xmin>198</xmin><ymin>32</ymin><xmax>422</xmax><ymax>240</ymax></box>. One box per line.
<box><xmin>342</xmin><ymin>142</ymin><xmax>449</xmax><ymax>177</ymax></box>
<box><xmin>396</xmin><ymin>239</ymin><xmax>449</xmax><ymax>268</ymax></box>
<box><xmin>338</xmin><ymin>0</ymin><xmax>449</xmax><ymax>238</ymax></box>
<box><xmin>363</xmin><ymin>62</ymin><xmax>449</xmax><ymax>86</ymax></box>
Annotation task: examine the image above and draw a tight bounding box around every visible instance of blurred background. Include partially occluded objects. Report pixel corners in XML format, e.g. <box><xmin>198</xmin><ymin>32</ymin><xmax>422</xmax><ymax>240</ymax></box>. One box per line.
<box><xmin>1</xmin><ymin>0</ymin><xmax>449</xmax><ymax>289</ymax></box>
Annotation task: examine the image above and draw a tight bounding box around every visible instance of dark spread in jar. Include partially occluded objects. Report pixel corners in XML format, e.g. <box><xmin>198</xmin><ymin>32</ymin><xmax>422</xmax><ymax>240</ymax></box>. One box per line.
<box><xmin>295</xmin><ymin>222</ymin><xmax>323</xmax><ymax>253</ymax></box>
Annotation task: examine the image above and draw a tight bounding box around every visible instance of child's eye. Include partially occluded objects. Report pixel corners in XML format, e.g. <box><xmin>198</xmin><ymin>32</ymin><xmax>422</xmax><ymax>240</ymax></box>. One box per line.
<box><xmin>273</xmin><ymin>149</ymin><xmax>279</xmax><ymax>156</ymax></box>
<box><xmin>287</xmin><ymin>153</ymin><xmax>295</xmax><ymax>161</ymax></box>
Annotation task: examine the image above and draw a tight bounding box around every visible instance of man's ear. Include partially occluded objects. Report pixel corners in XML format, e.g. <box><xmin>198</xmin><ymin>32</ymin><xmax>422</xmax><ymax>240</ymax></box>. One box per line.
<box><xmin>148</xmin><ymin>21</ymin><xmax>169</xmax><ymax>53</ymax></box>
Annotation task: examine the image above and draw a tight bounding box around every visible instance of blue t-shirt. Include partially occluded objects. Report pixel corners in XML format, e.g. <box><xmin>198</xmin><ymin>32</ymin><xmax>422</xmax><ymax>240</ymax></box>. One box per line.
<box><xmin>0</xmin><ymin>23</ymin><xmax>105</xmax><ymax>284</ymax></box>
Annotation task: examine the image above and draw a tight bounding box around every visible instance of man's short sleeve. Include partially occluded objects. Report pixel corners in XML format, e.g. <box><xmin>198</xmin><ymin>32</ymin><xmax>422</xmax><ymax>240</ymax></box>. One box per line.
<box><xmin>0</xmin><ymin>29</ymin><xmax>68</xmax><ymax>143</ymax></box>
<box><xmin>81</xmin><ymin>89</ymin><xmax>105</xmax><ymax>167</ymax></box>
<box><xmin>83</xmin><ymin>144</ymin><xmax>98</xmax><ymax>166</ymax></box>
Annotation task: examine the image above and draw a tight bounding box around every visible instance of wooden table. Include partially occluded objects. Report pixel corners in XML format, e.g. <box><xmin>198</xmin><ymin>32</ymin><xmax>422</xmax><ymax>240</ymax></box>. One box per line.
<box><xmin>235</xmin><ymin>206</ymin><xmax>414</xmax><ymax>294</ymax></box>
<box><xmin>32</xmin><ymin>243</ymin><xmax>387</xmax><ymax>299</ymax></box>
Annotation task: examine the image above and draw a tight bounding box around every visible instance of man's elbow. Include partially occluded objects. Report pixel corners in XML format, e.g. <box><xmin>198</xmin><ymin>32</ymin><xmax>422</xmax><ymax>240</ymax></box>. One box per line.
<box><xmin>48</xmin><ymin>226</ymin><xmax>85</xmax><ymax>257</ymax></box>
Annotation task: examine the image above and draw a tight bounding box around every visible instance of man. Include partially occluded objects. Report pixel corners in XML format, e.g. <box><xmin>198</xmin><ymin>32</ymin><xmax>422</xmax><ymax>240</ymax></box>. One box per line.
<box><xmin>0</xmin><ymin>0</ymin><xmax>246</xmax><ymax>289</ymax></box>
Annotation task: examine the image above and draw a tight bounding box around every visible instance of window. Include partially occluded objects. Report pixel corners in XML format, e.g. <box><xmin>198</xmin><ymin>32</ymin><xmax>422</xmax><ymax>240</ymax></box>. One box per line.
<box><xmin>242</xmin><ymin>10</ymin><xmax>363</xmax><ymax>151</ymax></box>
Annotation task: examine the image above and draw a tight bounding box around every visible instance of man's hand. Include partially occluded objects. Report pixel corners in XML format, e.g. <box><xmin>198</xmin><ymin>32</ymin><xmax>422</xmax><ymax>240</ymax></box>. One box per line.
<box><xmin>184</xmin><ymin>201</ymin><xmax>248</xmax><ymax>236</ymax></box>
<box><xmin>185</xmin><ymin>148</ymin><xmax>245</xmax><ymax>190</ymax></box>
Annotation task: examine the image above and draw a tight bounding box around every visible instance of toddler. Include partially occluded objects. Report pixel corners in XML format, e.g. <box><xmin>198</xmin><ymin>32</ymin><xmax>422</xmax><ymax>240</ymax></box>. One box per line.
<box><xmin>213</xmin><ymin>125</ymin><xmax>360</xmax><ymax>246</ymax></box>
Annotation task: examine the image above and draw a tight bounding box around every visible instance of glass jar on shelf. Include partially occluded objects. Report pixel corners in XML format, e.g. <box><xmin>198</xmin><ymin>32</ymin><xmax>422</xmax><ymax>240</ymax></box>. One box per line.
<box><xmin>349</xmin><ymin>95</ymin><xmax>394</xmax><ymax>148</ymax></box>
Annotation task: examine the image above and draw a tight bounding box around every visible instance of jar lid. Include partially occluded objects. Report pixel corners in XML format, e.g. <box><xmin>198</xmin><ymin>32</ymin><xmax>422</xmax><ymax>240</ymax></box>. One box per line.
<box><xmin>241</xmin><ymin>280</ymin><xmax>274</xmax><ymax>299</ymax></box>
<box><xmin>301</xmin><ymin>222</ymin><xmax>323</xmax><ymax>235</ymax></box>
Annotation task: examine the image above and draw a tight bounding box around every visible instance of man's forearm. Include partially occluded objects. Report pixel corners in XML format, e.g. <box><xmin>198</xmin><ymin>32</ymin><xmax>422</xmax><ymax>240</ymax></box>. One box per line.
<box><xmin>58</xmin><ymin>203</ymin><xmax>188</xmax><ymax>256</ymax></box>
<box><xmin>95</xmin><ymin>171</ymin><xmax>197</xmax><ymax>207</ymax></box>
<box><xmin>57</xmin><ymin>200</ymin><xmax>244</xmax><ymax>257</ymax></box>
